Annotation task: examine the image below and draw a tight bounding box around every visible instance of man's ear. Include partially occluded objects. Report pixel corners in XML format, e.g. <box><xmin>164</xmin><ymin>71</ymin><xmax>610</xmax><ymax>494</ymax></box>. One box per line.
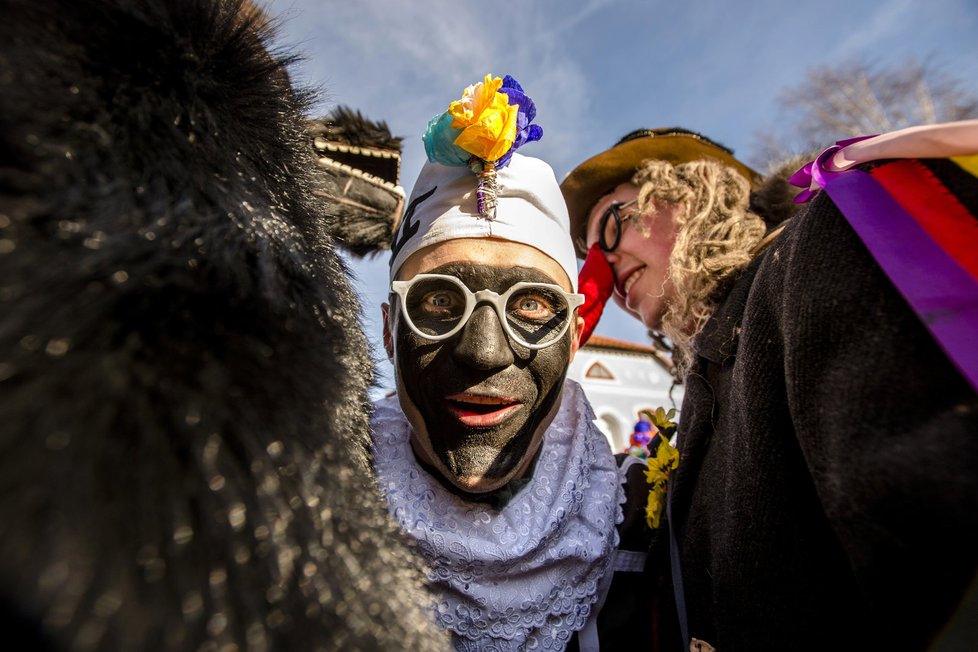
<box><xmin>381</xmin><ymin>303</ymin><xmax>394</xmax><ymax>360</ymax></box>
<box><xmin>569</xmin><ymin>314</ymin><xmax>585</xmax><ymax>362</ymax></box>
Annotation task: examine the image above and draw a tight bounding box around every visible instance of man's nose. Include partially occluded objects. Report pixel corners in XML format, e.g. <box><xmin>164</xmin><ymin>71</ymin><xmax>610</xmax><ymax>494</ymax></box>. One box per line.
<box><xmin>452</xmin><ymin>304</ymin><xmax>515</xmax><ymax>370</ymax></box>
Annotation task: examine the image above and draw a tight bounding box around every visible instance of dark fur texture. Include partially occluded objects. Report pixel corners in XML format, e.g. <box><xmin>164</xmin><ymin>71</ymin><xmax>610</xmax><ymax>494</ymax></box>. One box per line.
<box><xmin>0</xmin><ymin>0</ymin><xmax>444</xmax><ymax>649</ymax></box>
<box><xmin>749</xmin><ymin>154</ymin><xmax>811</xmax><ymax>228</ymax></box>
<box><xmin>316</xmin><ymin>106</ymin><xmax>403</xmax><ymax>152</ymax></box>
<box><xmin>309</xmin><ymin>108</ymin><xmax>404</xmax><ymax>257</ymax></box>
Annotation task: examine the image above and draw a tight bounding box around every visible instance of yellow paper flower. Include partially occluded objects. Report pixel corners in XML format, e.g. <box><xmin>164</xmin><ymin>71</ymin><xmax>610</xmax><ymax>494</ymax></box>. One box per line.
<box><xmin>447</xmin><ymin>75</ymin><xmax>518</xmax><ymax>163</ymax></box>
<box><xmin>645</xmin><ymin>436</ymin><xmax>679</xmax><ymax>485</ymax></box>
<box><xmin>646</xmin><ymin>484</ymin><xmax>668</xmax><ymax>530</ymax></box>
<box><xmin>448</xmin><ymin>75</ymin><xmax>503</xmax><ymax>127</ymax></box>
<box><xmin>644</xmin><ymin>436</ymin><xmax>679</xmax><ymax>529</ymax></box>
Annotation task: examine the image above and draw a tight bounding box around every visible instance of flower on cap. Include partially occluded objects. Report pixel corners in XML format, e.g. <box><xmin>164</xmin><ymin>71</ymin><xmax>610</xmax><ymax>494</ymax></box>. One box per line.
<box><xmin>422</xmin><ymin>74</ymin><xmax>542</xmax><ymax>169</ymax></box>
<box><xmin>448</xmin><ymin>74</ymin><xmax>517</xmax><ymax>163</ymax></box>
<box><xmin>421</xmin><ymin>74</ymin><xmax>543</xmax><ymax>218</ymax></box>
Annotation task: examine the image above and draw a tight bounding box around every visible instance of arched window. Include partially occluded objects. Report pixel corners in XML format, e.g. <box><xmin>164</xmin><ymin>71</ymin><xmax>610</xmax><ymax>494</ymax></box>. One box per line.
<box><xmin>597</xmin><ymin>414</ymin><xmax>625</xmax><ymax>452</ymax></box>
<box><xmin>585</xmin><ymin>361</ymin><xmax>614</xmax><ymax>380</ymax></box>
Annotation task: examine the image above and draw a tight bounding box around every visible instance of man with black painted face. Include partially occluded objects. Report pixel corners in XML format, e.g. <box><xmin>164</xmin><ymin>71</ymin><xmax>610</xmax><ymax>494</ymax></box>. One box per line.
<box><xmin>386</xmin><ymin>235</ymin><xmax>581</xmax><ymax>497</ymax></box>
<box><xmin>369</xmin><ymin>74</ymin><xmax>654</xmax><ymax>652</ymax></box>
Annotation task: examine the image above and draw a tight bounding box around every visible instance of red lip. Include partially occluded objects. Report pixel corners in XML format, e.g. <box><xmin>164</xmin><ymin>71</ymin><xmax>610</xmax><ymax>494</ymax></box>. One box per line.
<box><xmin>615</xmin><ymin>265</ymin><xmax>645</xmax><ymax>299</ymax></box>
<box><xmin>444</xmin><ymin>393</ymin><xmax>523</xmax><ymax>427</ymax></box>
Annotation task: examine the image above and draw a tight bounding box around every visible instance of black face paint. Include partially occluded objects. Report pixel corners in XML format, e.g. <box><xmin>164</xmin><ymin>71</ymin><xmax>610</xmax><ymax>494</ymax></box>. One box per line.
<box><xmin>394</xmin><ymin>262</ymin><xmax>572</xmax><ymax>493</ymax></box>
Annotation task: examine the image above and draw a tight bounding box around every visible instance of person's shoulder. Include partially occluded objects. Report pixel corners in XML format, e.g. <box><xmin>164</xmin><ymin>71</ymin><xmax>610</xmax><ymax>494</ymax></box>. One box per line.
<box><xmin>754</xmin><ymin>184</ymin><xmax>865</xmax><ymax>293</ymax></box>
<box><xmin>372</xmin><ymin>390</ymin><xmax>399</xmax><ymax>406</ymax></box>
<box><xmin>369</xmin><ymin>392</ymin><xmax>404</xmax><ymax>427</ymax></box>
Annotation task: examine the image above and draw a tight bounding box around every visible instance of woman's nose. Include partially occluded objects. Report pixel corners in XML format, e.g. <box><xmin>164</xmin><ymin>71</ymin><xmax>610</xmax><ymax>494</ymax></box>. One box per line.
<box><xmin>451</xmin><ymin>304</ymin><xmax>515</xmax><ymax>370</ymax></box>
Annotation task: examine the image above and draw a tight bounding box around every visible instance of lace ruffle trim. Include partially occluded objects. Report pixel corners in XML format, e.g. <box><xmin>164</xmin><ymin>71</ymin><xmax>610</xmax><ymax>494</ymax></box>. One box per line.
<box><xmin>371</xmin><ymin>380</ymin><xmax>625</xmax><ymax>650</ymax></box>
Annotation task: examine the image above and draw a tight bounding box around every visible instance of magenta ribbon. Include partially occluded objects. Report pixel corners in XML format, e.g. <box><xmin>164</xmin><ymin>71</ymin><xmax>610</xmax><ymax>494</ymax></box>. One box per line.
<box><xmin>790</xmin><ymin>143</ymin><xmax>978</xmax><ymax>393</ymax></box>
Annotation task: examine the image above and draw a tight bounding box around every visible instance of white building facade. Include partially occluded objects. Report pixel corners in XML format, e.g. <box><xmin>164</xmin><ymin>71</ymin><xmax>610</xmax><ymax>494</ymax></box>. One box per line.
<box><xmin>568</xmin><ymin>335</ymin><xmax>684</xmax><ymax>454</ymax></box>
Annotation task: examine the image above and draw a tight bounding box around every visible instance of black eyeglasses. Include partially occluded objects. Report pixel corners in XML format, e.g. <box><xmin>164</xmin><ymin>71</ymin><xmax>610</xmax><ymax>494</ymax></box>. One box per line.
<box><xmin>598</xmin><ymin>198</ymin><xmax>640</xmax><ymax>252</ymax></box>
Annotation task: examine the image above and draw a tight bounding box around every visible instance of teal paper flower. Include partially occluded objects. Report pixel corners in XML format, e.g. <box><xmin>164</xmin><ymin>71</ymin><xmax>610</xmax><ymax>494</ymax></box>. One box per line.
<box><xmin>422</xmin><ymin>112</ymin><xmax>470</xmax><ymax>168</ymax></box>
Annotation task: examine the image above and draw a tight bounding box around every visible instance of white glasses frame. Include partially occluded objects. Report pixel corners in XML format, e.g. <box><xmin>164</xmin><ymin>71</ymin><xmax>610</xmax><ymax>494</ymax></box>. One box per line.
<box><xmin>390</xmin><ymin>273</ymin><xmax>585</xmax><ymax>350</ymax></box>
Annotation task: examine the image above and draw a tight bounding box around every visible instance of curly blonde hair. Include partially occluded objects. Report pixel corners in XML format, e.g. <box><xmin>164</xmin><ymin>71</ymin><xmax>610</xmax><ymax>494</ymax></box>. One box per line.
<box><xmin>631</xmin><ymin>159</ymin><xmax>766</xmax><ymax>375</ymax></box>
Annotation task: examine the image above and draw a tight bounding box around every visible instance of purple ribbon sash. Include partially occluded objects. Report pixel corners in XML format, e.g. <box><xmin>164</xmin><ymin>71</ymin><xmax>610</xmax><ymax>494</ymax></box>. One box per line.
<box><xmin>791</xmin><ymin>146</ymin><xmax>978</xmax><ymax>392</ymax></box>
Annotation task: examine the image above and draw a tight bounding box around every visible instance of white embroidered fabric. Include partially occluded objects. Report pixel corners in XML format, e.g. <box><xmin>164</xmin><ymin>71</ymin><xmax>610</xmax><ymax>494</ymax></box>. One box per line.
<box><xmin>371</xmin><ymin>379</ymin><xmax>624</xmax><ymax>651</ymax></box>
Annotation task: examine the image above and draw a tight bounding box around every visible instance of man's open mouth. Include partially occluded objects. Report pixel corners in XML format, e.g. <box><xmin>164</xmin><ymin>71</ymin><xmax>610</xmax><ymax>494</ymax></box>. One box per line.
<box><xmin>443</xmin><ymin>394</ymin><xmax>523</xmax><ymax>427</ymax></box>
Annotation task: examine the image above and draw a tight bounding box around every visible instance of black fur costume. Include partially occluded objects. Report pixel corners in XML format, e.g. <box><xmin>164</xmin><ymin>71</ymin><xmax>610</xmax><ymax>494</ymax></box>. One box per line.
<box><xmin>0</xmin><ymin>1</ymin><xmax>445</xmax><ymax>649</ymax></box>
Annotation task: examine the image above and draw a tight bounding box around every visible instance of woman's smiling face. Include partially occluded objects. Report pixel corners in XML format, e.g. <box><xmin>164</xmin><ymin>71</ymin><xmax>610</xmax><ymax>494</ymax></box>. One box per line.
<box><xmin>585</xmin><ymin>182</ymin><xmax>681</xmax><ymax>330</ymax></box>
<box><xmin>383</xmin><ymin>238</ymin><xmax>582</xmax><ymax>495</ymax></box>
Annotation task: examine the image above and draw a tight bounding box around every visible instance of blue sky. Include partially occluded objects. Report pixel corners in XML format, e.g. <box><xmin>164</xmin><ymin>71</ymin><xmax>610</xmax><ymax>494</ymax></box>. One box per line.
<box><xmin>263</xmin><ymin>0</ymin><xmax>978</xmax><ymax>392</ymax></box>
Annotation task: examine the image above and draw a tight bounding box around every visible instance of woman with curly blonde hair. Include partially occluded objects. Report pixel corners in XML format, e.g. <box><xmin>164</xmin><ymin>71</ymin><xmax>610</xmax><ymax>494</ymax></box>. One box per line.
<box><xmin>561</xmin><ymin>126</ymin><xmax>978</xmax><ymax>651</ymax></box>
<box><xmin>627</xmin><ymin>157</ymin><xmax>767</xmax><ymax>369</ymax></box>
<box><xmin>562</xmin><ymin>128</ymin><xmax>776</xmax><ymax>372</ymax></box>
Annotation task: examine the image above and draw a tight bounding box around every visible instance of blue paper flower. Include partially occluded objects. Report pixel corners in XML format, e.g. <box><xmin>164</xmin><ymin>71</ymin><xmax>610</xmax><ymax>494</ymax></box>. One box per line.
<box><xmin>496</xmin><ymin>75</ymin><xmax>543</xmax><ymax>169</ymax></box>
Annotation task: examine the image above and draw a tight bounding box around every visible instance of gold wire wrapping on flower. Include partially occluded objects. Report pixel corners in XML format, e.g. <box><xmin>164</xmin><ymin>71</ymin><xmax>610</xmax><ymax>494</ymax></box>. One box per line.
<box><xmin>475</xmin><ymin>161</ymin><xmax>498</xmax><ymax>220</ymax></box>
<box><xmin>422</xmin><ymin>74</ymin><xmax>542</xmax><ymax>221</ymax></box>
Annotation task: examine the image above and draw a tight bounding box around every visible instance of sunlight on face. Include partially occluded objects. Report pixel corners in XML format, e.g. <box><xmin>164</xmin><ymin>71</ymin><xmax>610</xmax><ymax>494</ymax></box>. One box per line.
<box><xmin>585</xmin><ymin>183</ymin><xmax>681</xmax><ymax>330</ymax></box>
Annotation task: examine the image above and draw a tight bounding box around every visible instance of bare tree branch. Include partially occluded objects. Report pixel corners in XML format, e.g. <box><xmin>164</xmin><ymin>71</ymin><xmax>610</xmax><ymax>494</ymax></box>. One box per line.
<box><xmin>749</xmin><ymin>56</ymin><xmax>978</xmax><ymax>167</ymax></box>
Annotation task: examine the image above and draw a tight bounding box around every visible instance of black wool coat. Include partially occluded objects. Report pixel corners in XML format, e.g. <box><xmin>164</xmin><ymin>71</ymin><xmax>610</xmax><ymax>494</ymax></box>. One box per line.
<box><xmin>668</xmin><ymin>158</ymin><xmax>978</xmax><ymax>651</ymax></box>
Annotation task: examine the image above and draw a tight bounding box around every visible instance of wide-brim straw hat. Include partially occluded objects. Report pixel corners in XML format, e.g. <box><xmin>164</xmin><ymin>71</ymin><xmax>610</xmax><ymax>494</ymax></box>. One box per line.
<box><xmin>560</xmin><ymin>127</ymin><xmax>760</xmax><ymax>257</ymax></box>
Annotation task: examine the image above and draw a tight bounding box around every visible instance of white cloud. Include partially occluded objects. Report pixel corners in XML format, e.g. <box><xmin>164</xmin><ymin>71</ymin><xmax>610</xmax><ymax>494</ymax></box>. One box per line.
<box><xmin>260</xmin><ymin>0</ymin><xmax>978</xmax><ymax>359</ymax></box>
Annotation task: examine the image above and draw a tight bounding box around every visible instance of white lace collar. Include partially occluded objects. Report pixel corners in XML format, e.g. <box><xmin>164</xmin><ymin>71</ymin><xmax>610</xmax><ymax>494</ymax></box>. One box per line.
<box><xmin>370</xmin><ymin>379</ymin><xmax>624</xmax><ymax>651</ymax></box>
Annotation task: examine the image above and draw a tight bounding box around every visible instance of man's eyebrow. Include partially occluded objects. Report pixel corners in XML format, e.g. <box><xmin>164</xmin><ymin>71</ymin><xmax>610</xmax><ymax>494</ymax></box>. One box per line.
<box><xmin>427</xmin><ymin>263</ymin><xmax>560</xmax><ymax>286</ymax></box>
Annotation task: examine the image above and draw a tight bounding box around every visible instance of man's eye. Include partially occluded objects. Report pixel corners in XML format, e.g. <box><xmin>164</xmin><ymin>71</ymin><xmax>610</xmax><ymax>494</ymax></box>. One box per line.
<box><xmin>510</xmin><ymin>292</ymin><xmax>556</xmax><ymax>320</ymax></box>
<box><xmin>422</xmin><ymin>291</ymin><xmax>462</xmax><ymax>314</ymax></box>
